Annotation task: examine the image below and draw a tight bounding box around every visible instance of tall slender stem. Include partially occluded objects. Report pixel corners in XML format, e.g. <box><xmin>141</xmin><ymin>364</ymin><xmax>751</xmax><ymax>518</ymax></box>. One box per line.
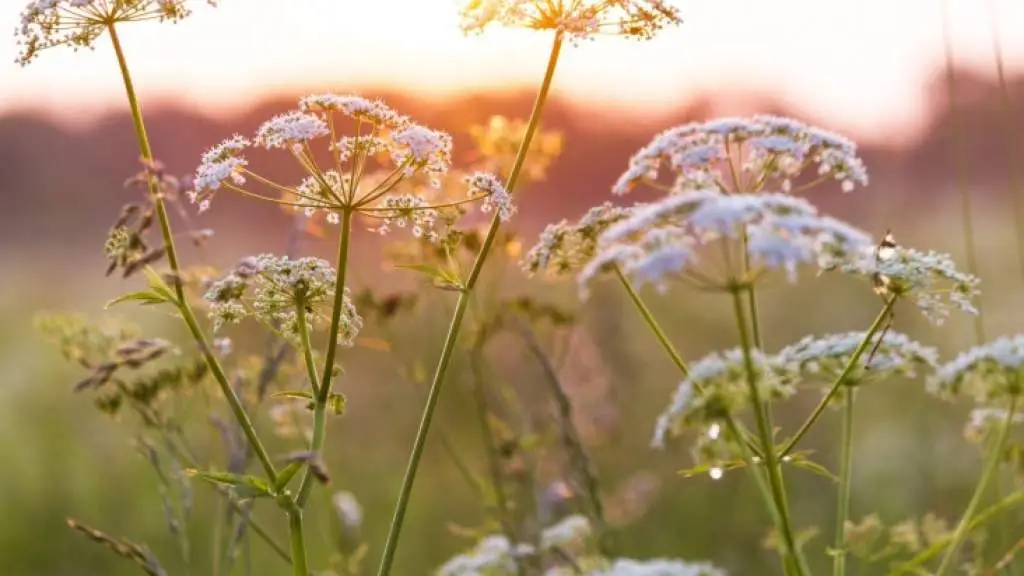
<box><xmin>613</xmin><ymin>266</ymin><xmax>689</xmax><ymax>377</ymax></box>
<box><xmin>288</xmin><ymin>510</ymin><xmax>309</xmax><ymax>576</ymax></box>
<box><xmin>376</xmin><ymin>32</ymin><xmax>564</xmax><ymax>576</ymax></box>
<box><xmin>834</xmin><ymin>387</ymin><xmax>857</xmax><ymax>576</ymax></box>
<box><xmin>297</xmin><ymin>208</ymin><xmax>354</xmax><ymax>508</ymax></box>
<box><xmin>935</xmin><ymin>396</ymin><xmax>1019</xmax><ymax>576</ymax></box>
<box><xmin>780</xmin><ymin>297</ymin><xmax>896</xmax><ymax>457</ymax></box>
<box><xmin>109</xmin><ymin>20</ymin><xmax>278</xmax><ymax>482</ymax></box>
<box><xmin>108</xmin><ymin>23</ymin><xmax>184</xmax><ymax>301</ymax></box>
<box><xmin>941</xmin><ymin>0</ymin><xmax>986</xmax><ymax>344</ymax></box>
<box><xmin>730</xmin><ymin>286</ymin><xmax>808</xmax><ymax>576</ymax></box>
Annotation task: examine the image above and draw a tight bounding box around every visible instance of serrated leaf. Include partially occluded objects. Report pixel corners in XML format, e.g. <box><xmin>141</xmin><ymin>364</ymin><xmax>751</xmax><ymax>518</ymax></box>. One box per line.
<box><xmin>183</xmin><ymin>469</ymin><xmax>274</xmax><ymax>499</ymax></box>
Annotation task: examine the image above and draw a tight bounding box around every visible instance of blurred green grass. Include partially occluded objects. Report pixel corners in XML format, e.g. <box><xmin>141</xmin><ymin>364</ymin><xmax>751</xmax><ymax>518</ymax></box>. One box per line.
<box><xmin>2</xmin><ymin>190</ymin><xmax>1023</xmax><ymax>575</ymax></box>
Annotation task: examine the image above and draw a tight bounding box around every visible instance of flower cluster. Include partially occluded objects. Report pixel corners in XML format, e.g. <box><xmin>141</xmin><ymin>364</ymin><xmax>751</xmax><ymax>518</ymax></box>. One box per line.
<box><xmin>16</xmin><ymin>0</ymin><xmax>216</xmax><ymax>65</ymax></box>
<box><xmin>927</xmin><ymin>334</ymin><xmax>1024</xmax><ymax>407</ymax></box>
<box><xmin>612</xmin><ymin>115</ymin><xmax>868</xmax><ymax>196</ymax></box>
<box><xmin>652</xmin><ymin>348</ymin><xmax>795</xmax><ymax>449</ymax></box>
<box><xmin>459</xmin><ymin>0</ymin><xmax>683</xmax><ymax>42</ymax></box>
<box><xmin>775</xmin><ymin>331</ymin><xmax>940</xmax><ymax>387</ymax></box>
<box><xmin>202</xmin><ymin>254</ymin><xmax>362</xmax><ymax>345</ymax></box>
<box><xmin>436</xmin><ymin>515</ymin><xmax>724</xmax><ymax>576</ymax></box>
<box><xmin>522</xmin><ymin>202</ymin><xmax>637</xmax><ymax>277</ymax></box>
<box><xmin>822</xmin><ymin>242</ymin><xmax>981</xmax><ymax>325</ymax></box>
<box><xmin>190</xmin><ymin>94</ymin><xmax>513</xmax><ymax>243</ymax></box>
<box><xmin>577</xmin><ymin>190</ymin><xmax>873</xmax><ymax>295</ymax></box>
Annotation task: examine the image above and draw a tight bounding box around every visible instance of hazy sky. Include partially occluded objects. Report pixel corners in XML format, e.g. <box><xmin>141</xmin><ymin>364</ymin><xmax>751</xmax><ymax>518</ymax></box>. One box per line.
<box><xmin>4</xmin><ymin>0</ymin><xmax>1024</xmax><ymax>142</ymax></box>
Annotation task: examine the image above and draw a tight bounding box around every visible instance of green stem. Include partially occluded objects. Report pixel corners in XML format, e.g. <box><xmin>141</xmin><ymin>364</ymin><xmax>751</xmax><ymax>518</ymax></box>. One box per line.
<box><xmin>288</xmin><ymin>510</ymin><xmax>309</xmax><ymax>576</ymax></box>
<box><xmin>613</xmin><ymin>266</ymin><xmax>689</xmax><ymax>377</ymax></box>
<box><xmin>108</xmin><ymin>23</ymin><xmax>186</xmax><ymax>304</ymax></box>
<box><xmin>178</xmin><ymin>296</ymin><xmax>278</xmax><ymax>482</ymax></box>
<box><xmin>780</xmin><ymin>297</ymin><xmax>896</xmax><ymax>458</ymax></box>
<box><xmin>935</xmin><ymin>396</ymin><xmax>1019</xmax><ymax>576</ymax></box>
<box><xmin>298</xmin><ymin>208</ymin><xmax>354</xmax><ymax>508</ymax></box>
<box><xmin>297</xmin><ymin>299</ymin><xmax>321</xmax><ymax>398</ymax></box>
<box><xmin>375</xmin><ymin>31</ymin><xmax>564</xmax><ymax>576</ymax></box>
<box><xmin>889</xmin><ymin>489</ymin><xmax>1024</xmax><ymax>575</ymax></box>
<box><xmin>941</xmin><ymin>0</ymin><xmax>986</xmax><ymax>344</ymax></box>
<box><xmin>731</xmin><ymin>286</ymin><xmax>808</xmax><ymax>576</ymax></box>
<box><xmin>834</xmin><ymin>387</ymin><xmax>857</xmax><ymax>576</ymax></box>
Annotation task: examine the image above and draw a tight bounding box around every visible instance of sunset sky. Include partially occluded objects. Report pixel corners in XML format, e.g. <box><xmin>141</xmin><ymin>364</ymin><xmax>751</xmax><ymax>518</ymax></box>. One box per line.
<box><xmin>4</xmin><ymin>0</ymin><xmax>1024</xmax><ymax>142</ymax></box>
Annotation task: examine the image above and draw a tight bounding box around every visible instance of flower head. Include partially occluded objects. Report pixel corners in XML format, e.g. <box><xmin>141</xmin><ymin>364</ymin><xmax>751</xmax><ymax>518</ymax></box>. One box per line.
<box><xmin>16</xmin><ymin>0</ymin><xmax>216</xmax><ymax>65</ymax></box>
<box><xmin>822</xmin><ymin>240</ymin><xmax>980</xmax><ymax>325</ymax></box>
<box><xmin>652</xmin><ymin>348</ymin><xmax>795</xmax><ymax>449</ymax></box>
<box><xmin>928</xmin><ymin>334</ymin><xmax>1024</xmax><ymax>406</ymax></box>
<box><xmin>459</xmin><ymin>0</ymin><xmax>683</xmax><ymax>42</ymax></box>
<box><xmin>579</xmin><ymin>190</ymin><xmax>872</xmax><ymax>295</ymax></box>
<box><xmin>190</xmin><ymin>94</ymin><xmax>512</xmax><ymax>240</ymax></box>
<box><xmin>202</xmin><ymin>254</ymin><xmax>362</xmax><ymax>345</ymax></box>
<box><xmin>613</xmin><ymin>115</ymin><xmax>868</xmax><ymax>196</ymax></box>
<box><xmin>522</xmin><ymin>202</ymin><xmax>636</xmax><ymax>277</ymax></box>
<box><xmin>775</xmin><ymin>331</ymin><xmax>940</xmax><ymax>387</ymax></box>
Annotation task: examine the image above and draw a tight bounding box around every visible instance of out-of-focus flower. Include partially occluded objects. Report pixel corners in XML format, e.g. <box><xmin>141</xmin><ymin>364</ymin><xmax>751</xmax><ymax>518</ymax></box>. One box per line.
<box><xmin>459</xmin><ymin>0</ymin><xmax>682</xmax><ymax>42</ymax></box>
<box><xmin>928</xmin><ymin>334</ymin><xmax>1024</xmax><ymax>407</ymax></box>
<box><xmin>652</xmin><ymin>348</ymin><xmax>795</xmax><ymax>449</ymax></box>
<box><xmin>468</xmin><ymin>115</ymin><xmax>563</xmax><ymax>183</ymax></box>
<box><xmin>775</xmin><ymin>331</ymin><xmax>940</xmax><ymax>387</ymax></box>
<box><xmin>16</xmin><ymin>0</ymin><xmax>217</xmax><ymax>65</ymax></box>
<box><xmin>613</xmin><ymin>115</ymin><xmax>868</xmax><ymax>197</ymax></box>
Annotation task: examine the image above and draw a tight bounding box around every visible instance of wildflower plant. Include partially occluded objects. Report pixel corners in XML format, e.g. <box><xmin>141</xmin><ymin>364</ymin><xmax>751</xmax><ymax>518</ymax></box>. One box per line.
<box><xmin>19</xmin><ymin>0</ymin><xmax>1024</xmax><ymax>574</ymax></box>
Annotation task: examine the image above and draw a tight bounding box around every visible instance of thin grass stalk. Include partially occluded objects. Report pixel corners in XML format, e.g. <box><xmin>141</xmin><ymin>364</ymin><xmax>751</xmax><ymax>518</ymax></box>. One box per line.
<box><xmin>518</xmin><ymin>323</ymin><xmax>609</xmax><ymax>556</ymax></box>
<box><xmin>935</xmin><ymin>396</ymin><xmax>1020</xmax><ymax>576</ymax></box>
<box><xmin>376</xmin><ymin>32</ymin><xmax>565</xmax><ymax>576</ymax></box>
<box><xmin>469</xmin><ymin>335</ymin><xmax>523</xmax><ymax>575</ymax></box>
<box><xmin>940</xmin><ymin>0</ymin><xmax>986</xmax><ymax>344</ymax></box>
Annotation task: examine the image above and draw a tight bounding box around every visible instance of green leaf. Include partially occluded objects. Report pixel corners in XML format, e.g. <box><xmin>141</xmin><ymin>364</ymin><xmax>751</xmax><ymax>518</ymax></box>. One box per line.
<box><xmin>184</xmin><ymin>469</ymin><xmax>274</xmax><ymax>499</ymax></box>
<box><xmin>786</xmin><ymin>455</ymin><xmax>839</xmax><ymax>482</ymax></box>
<box><xmin>105</xmin><ymin>291</ymin><xmax>170</xmax><ymax>309</ymax></box>
<box><xmin>393</xmin><ymin>263</ymin><xmax>464</xmax><ymax>291</ymax></box>
<box><xmin>270</xmin><ymin>390</ymin><xmax>314</xmax><ymax>402</ymax></box>
<box><xmin>142</xmin><ymin>267</ymin><xmax>177</xmax><ymax>302</ymax></box>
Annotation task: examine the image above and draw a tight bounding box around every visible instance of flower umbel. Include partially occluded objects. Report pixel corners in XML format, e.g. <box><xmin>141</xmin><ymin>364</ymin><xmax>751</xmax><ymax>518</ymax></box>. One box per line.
<box><xmin>928</xmin><ymin>334</ymin><xmax>1024</xmax><ymax>407</ymax></box>
<box><xmin>459</xmin><ymin>0</ymin><xmax>683</xmax><ymax>42</ymax></box>
<box><xmin>612</xmin><ymin>115</ymin><xmax>868</xmax><ymax>196</ymax></box>
<box><xmin>578</xmin><ymin>190</ymin><xmax>873</xmax><ymax>295</ymax></box>
<box><xmin>190</xmin><ymin>94</ymin><xmax>512</xmax><ymax>242</ymax></box>
<box><xmin>775</xmin><ymin>331</ymin><xmax>940</xmax><ymax>387</ymax></box>
<box><xmin>522</xmin><ymin>202</ymin><xmax>637</xmax><ymax>277</ymax></box>
<box><xmin>16</xmin><ymin>0</ymin><xmax>217</xmax><ymax>65</ymax></box>
<box><xmin>202</xmin><ymin>254</ymin><xmax>362</xmax><ymax>345</ymax></box>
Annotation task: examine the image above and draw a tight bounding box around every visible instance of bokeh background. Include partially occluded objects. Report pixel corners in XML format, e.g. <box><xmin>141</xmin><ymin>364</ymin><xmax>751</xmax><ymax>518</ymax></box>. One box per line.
<box><xmin>3</xmin><ymin>0</ymin><xmax>1024</xmax><ymax>574</ymax></box>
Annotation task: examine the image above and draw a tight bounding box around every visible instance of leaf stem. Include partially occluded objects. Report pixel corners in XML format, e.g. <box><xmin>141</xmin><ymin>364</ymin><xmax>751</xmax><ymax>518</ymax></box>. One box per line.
<box><xmin>730</xmin><ymin>285</ymin><xmax>808</xmax><ymax>576</ymax></box>
<box><xmin>780</xmin><ymin>297</ymin><xmax>896</xmax><ymax>458</ymax></box>
<box><xmin>297</xmin><ymin>208</ymin><xmax>354</xmax><ymax>508</ymax></box>
<box><xmin>375</xmin><ymin>31</ymin><xmax>564</xmax><ymax>576</ymax></box>
<box><xmin>288</xmin><ymin>510</ymin><xmax>309</xmax><ymax>576</ymax></box>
